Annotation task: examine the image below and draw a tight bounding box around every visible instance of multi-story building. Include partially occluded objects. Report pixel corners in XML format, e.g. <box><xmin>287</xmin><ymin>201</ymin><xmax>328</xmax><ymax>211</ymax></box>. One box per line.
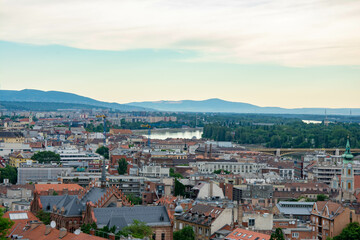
<box><xmin>190</xmin><ymin>162</ymin><xmax>266</xmax><ymax>174</ymax></box>
<box><xmin>0</xmin><ymin>131</ymin><xmax>25</xmax><ymax>143</ymax></box>
<box><xmin>9</xmin><ymin>152</ymin><xmax>35</xmax><ymax>167</ymax></box>
<box><xmin>174</xmin><ymin>204</ymin><xmax>236</xmax><ymax>240</ymax></box>
<box><xmin>140</xmin><ymin>165</ymin><xmax>170</xmax><ymax>178</ymax></box>
<box><xmin>311</xmin><ymin>201</ymin><xmax>351</xmax><ymax>240</ymax></box>
<box><xmin>17</xmin><ymin>165</ymin><xmax>73</xmax><ymax>184</ymax></box>
<box><xmin>274</xmin><ymin>201</ymin><xmax>315</xmax><ymax>221</ymax></box>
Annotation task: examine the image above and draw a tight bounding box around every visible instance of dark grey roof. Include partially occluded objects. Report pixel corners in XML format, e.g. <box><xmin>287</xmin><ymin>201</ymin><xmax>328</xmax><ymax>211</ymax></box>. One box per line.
<box><xmin>0</xmin><ymin>131</ymin><xmax>23</xmax><ymax>138</ymax></box>
<box><xmin>94</xmin><ymin>206</ymin><xmax>171</xmax><ymax>230</ymax></box>
<box><xmin>44</xmin><ymin>195</ymin><xmax>84</xmax><ymax>217</ymax></box>
<box><xmin>40</xmin><ymin>195</ymin><xmax>64</xmax><ymax>212</ymax></box>
<box><xmin>80</xmin><ymin>187</ymin><xmax>107</xmax><ymax>204</ymax></box>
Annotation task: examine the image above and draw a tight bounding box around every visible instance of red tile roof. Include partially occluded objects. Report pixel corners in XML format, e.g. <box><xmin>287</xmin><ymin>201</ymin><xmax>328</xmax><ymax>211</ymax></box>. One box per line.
<box><xmin>35</xmin><ymin>184</ymin><xmax>83</xmax><ymax>192</ymax></box>
<box><xmin>4</xmin><ymin>211</ymin><xmax>105</xmax><ymax>240</ymax></box>
<box><xmin>225</xmin><ymin>228</ymin><xmax>271</xmax><ymax>240</ymax></box>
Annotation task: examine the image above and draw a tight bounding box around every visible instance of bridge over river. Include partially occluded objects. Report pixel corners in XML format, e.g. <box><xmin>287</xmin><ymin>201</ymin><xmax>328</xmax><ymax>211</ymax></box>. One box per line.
<box><xmin>250</xmin><ymin>148</ymin><xmax>360</xmax><ymax>157</ymax></box>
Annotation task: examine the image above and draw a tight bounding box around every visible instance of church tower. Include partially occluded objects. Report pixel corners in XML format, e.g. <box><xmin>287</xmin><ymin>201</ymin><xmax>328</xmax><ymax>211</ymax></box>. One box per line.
<box><xmin>340</xmin><ymin>137</ymin><xmax>354</xmax><ymax>200</ymax></box>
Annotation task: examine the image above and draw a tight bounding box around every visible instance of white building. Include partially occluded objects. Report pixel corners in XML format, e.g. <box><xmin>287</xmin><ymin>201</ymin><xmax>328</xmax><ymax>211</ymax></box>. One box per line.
<box><xmin>190</xmin><ymin>161</ymin><xmax>266</xmax><ymax>174</ymax></box>
<box><xmin>139</xmin><ymin>166</ymin><xmax>170</xmax><ymax>178</ymax></box>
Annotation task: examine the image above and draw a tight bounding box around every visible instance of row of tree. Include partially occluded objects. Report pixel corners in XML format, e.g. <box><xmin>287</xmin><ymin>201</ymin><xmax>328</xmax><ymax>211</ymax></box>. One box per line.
<box><xmin>203</xmin><ymin>122</ymin><xmax>360</xmax><ymax>148</ymax></box>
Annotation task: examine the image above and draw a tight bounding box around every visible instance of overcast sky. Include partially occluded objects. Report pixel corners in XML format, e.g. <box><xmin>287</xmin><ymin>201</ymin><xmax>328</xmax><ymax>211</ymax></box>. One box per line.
<box><xmin>0</xmin><ymin>0</ymin><xmax>359</xmax><ymax>108</ymax></box>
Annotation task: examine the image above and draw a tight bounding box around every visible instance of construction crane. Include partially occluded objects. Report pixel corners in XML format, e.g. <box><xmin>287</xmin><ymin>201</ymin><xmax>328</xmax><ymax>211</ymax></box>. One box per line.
<box><xmin>141</xmin><ymin>124</ymin><xmax>151</xmax><ymax>147</ymax></box>
<box><xmin>96</xmin><ymin>114</ymin><xmax>107</xmax><ymax>188</ymax></box>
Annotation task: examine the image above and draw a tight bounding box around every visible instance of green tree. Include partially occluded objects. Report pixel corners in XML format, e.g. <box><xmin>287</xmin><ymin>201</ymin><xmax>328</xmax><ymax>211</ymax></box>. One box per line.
<box><xmin>174</xmin><ymin>178</ymin><xmax>186</xmax><ymax>197</ymax></box>
<box><xmin>36</xmin><ymin>210</ymin><xmax>51</xmax><ymax>225</ymax></box>
<box><xmin>126</xmin><ymin>193</ymin><xmax>142</xmax><ymax>205</ymax></box>
<box><xmin>173</xmin><ymin>226</ymin><xmax>195</xmax><ymax>240</ymax></box>
<box><xmin>117</xmin><ymin>158</ymin><xmax>128</xmax><ymax>175</ymax></box>
<box><xmin>31</xmin><ymin>151</ymin><xmax>60</xmax><ymax>163</ymax></box>
<box><xmin>316</xmin><ymin>194</ymin><xmax>328</xmax><ymax>201</ymax></box>
<box><xmin>270</xmin><ymin>228</ymin><xmax>285</xmax><ymax>240</ymax></box>
<box><xmin>332</xmin><ymin>222</ymin><xmax>360</xmax><ymax>240</ymax></box>
<box><xmin>96</xmin><ymin>146</ymin><xmax>109</xmax><ymax>159</ymax></box>
<box><xmin>53</xmin><ymin>191</ymin><xmax>59</xmax><ymax>196</ymax></box>
<box><xmin>81</xmin><ymin>222</ymin><xmax>97</xmax><ymax>234</ymax></box>
<box><xmin>213</xmin><ymin>169</ymin><xmax>231</xmax><ymax>174</ymax></box>
<box><xmin>170</xmin><ymin>168</ymin><xmax>183</xmax><ymax>178</ymax></box>
<box><xmin>0</xmin><ymin>165</ymin><xmax>17</xmax><ymax>184</ymax></box>
<box><xmin>0</xmin><ymin>209</ymin><xmax>13</xmax><ymax>239</ymax></box>
<box><xmin>120</xmin><ymin>220</ymin><xmax>152</xmax><ymax>238</ymax></box>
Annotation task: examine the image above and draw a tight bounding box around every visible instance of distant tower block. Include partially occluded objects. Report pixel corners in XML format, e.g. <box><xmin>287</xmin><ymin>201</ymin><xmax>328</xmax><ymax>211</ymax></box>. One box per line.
<box><xmin>276</xmin><ymin>149</ymin><xmax>281</xmax><ymax>157</ymax></box>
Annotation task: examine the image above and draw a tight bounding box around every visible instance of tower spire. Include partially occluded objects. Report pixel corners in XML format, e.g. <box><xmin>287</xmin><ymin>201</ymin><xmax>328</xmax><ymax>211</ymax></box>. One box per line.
<box><xmin>343</xmin><ymin>136</ymin><xmax>354</xmax><ymax>162</ymax></box>
<box><xmin>96</xmin><ymin>114</ymin><xmax>107</xmax><ymax>188</ymax></box>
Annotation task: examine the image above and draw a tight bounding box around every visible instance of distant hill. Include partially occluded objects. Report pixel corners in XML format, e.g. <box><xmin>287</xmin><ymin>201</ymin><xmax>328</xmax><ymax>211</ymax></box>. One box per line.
<box><xmin>0</xmin><ymin>89</ymin><xmax>148</xmax><ymax>111</ymax></box>
<box><xmin>0</xmin><ymin>101</ymin><xmax>108</xmax><ymax>111</ymax></box>
<box><xmin>128</xmin><ymin>98</ymin><xmax>360</xmax><ymax>115</ymax></box>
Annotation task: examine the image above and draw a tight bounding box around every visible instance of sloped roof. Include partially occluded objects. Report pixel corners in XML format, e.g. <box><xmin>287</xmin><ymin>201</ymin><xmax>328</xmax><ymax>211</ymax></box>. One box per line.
<box><xmin>35</xmin><ymin>184</ymin><xmax>83</xmax><ymax>193</ymax></box>
<box><xmin>225</xmin><ymin>227</ymin><xmax>270</xmax><ymax>240</ymax></box>
<box><xmin>94</xmin><ymin>206</ymin><xmax>171</xmax><ymax>230</ymax></box>
<box><xmin>276</xmin><ymin>201</ymin><xmax>314</xmax><ymax>216</ymax></box>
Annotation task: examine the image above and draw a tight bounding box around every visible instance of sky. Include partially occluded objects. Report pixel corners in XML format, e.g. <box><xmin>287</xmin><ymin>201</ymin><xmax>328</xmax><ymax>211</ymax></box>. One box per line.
<box><xmin>0</xmin><ymin>0</ymin><xmax>360</xmax><ymax>108</ymax></box>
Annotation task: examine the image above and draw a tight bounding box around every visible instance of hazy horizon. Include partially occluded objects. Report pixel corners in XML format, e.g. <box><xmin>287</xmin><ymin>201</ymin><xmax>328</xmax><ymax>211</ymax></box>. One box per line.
<box><xmin>1</xmin><ymin>0</ymin><xmax>360</xmax><ymax>108</ymax></box>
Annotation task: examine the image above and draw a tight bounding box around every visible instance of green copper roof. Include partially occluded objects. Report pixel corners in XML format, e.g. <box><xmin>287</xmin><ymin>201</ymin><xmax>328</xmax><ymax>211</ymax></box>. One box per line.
<box><xmin>342</xmin><ymin>137</ymin><xmax>354</xmax><ymax>161</ymax></box>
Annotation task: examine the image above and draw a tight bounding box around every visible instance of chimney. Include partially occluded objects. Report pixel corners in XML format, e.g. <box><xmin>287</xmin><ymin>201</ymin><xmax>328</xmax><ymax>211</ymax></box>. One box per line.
<box><xmin>90</xmin><ymin>229</ymin><xmax>95</xmax><ymax>235</ymax></box>
<box><xmin>109</xmin><ymin>233</ymin><xmax>116</xmax><ymax>240</ymax></box>
<box><xmin>29</xmin><ymin>220</ymin><xmax>42</xmax><ymax>230</ymax></box>
<box><xmin>209</xmin><ymin>144</ymin><xmax>212</xmax><ymax>159</ymax></box>
<box><xmin>59</xmin><ymin>228</ymin><xmax>67</xmax><ymax>239</ymax></box>
<box><xmin>237</xmin><ymin>203</ymin><xmax>243</xmax><ymax>224</ymax></box>
<box><xmin>209</xmin><ymin>181</ymin><xmax>213</xmax><ymax>198</ymax></box>
<box><xmin>44</xmin><ymin>225</ymin><xmax>52</xmax><ymax>235</ymax></box>
<box><xmin>204</xmin><ymin>144</ymin><xmax>207</xmax><ymax>158</ymax></box>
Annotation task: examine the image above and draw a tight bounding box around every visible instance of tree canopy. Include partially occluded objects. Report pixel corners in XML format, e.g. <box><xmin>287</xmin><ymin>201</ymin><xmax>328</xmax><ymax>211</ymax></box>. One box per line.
<box><xmin>213</xmin><ymin>169</ymin><xmax>231</xmax><ymax>174</ymax></box>
<box><xmin>270</xmin><ymin>228</ymin><xmax>285</xmax><ymax>240</ymax></box>
<box><xmin>36</xmin><ymin>210</ymin><xmax>51</xmax><ymax>225</ymax></box>
<box><xmin>173</xmin><ymin>226</ymin><xmax>195</xmax><ymax>240</ymax></box>
<box><xmin>96</xmin><ymin>146</ymin><xmax>109</xmax><ymax>159</ymax></box>
<box><xmin>203</xmin><ymin>122</ymin><xmax>360</xmax><ymax>148</ymax></box>
<box><xmin>126</xmin><ymin>193</ymin><xmax>142</xmax><ymax>205</ymax></box>
<box><xmin>174</xmin><ymin>178</ymin><xmax>186</xmax><ymax>197</ymax></box>
<box><xmin>0</xmin><ymin>165</ymin><xmax>17</xmax><ymax>184</ymax></box>
<box><xmin>332</xmin><ymin>222</ymin><xmax>360</xmax><ymax>240</ymax></box>
<box><xmin>120</xmin><ymin>220</ymin><xmax>152</xmax><ymax>238</ymax></box>
<box><xmin>117</xmin><ymin>158</ymin><xmax>128</xmax><ymax>175</ymax></box>
<box><xmin>31</xmin><ymin>151</ymin><xmax>60</xmax><ymax>163</ymax></box>
<box><xmin>0</xmin><ymin>208</ymin><xmax>14</xmax><ymax>239</ymax></box>
<box><xmin>170</xmin><ymin>168</ymin><xmax>183</xmax><ymax>178</ymax></box>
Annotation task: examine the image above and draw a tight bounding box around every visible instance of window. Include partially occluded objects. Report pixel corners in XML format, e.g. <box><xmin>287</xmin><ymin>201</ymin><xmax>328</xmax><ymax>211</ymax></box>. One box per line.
<box><xmin>292</xmin><ymin>232</ymin><xmax>299</xmax><ymax>238</ymax></box>
<box><xmin>348</xmin><ymin>182</ymin><xmax>351</xmax><ymax>190</ymax></box>
<box><xmin>249</xmin><ymin>218</ymin><xmax>255</xmax><ymax>227</ymax></box>
<box><xmin>161</xmin><ymin>233</ymin><xmax>165</xmax><ymax>240</ymax></box>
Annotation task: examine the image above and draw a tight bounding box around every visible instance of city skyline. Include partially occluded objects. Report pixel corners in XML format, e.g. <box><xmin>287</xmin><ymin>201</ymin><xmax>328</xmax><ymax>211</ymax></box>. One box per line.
<box><xmin>1</xmin><ymin>0</ymin><xmax>360</xmax><ymax>108</ymax></box>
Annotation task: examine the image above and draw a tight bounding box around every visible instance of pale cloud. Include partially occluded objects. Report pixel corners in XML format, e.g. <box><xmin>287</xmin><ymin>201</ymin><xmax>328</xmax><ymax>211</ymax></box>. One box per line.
<box><xmin>1</xmin><ymin>0</ymin><xmax>360</xmax><ymax>66</ymax></box>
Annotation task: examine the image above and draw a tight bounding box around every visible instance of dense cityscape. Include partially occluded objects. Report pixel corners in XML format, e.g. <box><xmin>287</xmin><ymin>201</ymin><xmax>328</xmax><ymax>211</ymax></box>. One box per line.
<box><xmin>0</xmin><ymin>108</ymin><xmax>359</xmax><ymax>240</ymax></box>
<box><xmin>2</xmin><ymin>0</ymin><xmax>360</xmax><ymax>239</ymax></box>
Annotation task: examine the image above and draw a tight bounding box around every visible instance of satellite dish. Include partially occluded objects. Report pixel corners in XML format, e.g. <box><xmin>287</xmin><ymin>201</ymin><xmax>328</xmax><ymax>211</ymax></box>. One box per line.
<box><xmin>74</xmin><ymin>229</ymin><xmax>81</xmax><ymax>235</ymax></box>
<box><xmin>50</xmin><ymin>221</ymin><xmax>56</xmax><ymax>229</ymax></box>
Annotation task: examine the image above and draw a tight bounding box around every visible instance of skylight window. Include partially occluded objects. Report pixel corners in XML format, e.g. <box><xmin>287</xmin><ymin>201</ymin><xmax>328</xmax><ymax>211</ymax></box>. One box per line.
<box><xmin>9</xmin><ymin>213</ymin><xmax>28</xmax><ymax>220</ymax></box>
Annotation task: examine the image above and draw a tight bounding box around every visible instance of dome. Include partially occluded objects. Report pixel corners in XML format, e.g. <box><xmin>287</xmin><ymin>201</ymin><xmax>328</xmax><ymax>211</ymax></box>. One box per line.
<box><xmin>175</xmin><ymin>204</ymin><xmax>183</xmax><ymax>214</ymax></box>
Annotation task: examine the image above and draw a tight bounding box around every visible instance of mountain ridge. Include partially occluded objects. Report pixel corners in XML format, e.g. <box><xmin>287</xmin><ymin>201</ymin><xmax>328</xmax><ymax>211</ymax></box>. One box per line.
<box><xmin>0</xmin><ymin>89</ymin><xmax>148</xmax><ymax>111</ymax></box>
<box><xmin>0</xmin><ymin>89</ymin><xmax>359</xmax><ymax>115</ymax></box>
